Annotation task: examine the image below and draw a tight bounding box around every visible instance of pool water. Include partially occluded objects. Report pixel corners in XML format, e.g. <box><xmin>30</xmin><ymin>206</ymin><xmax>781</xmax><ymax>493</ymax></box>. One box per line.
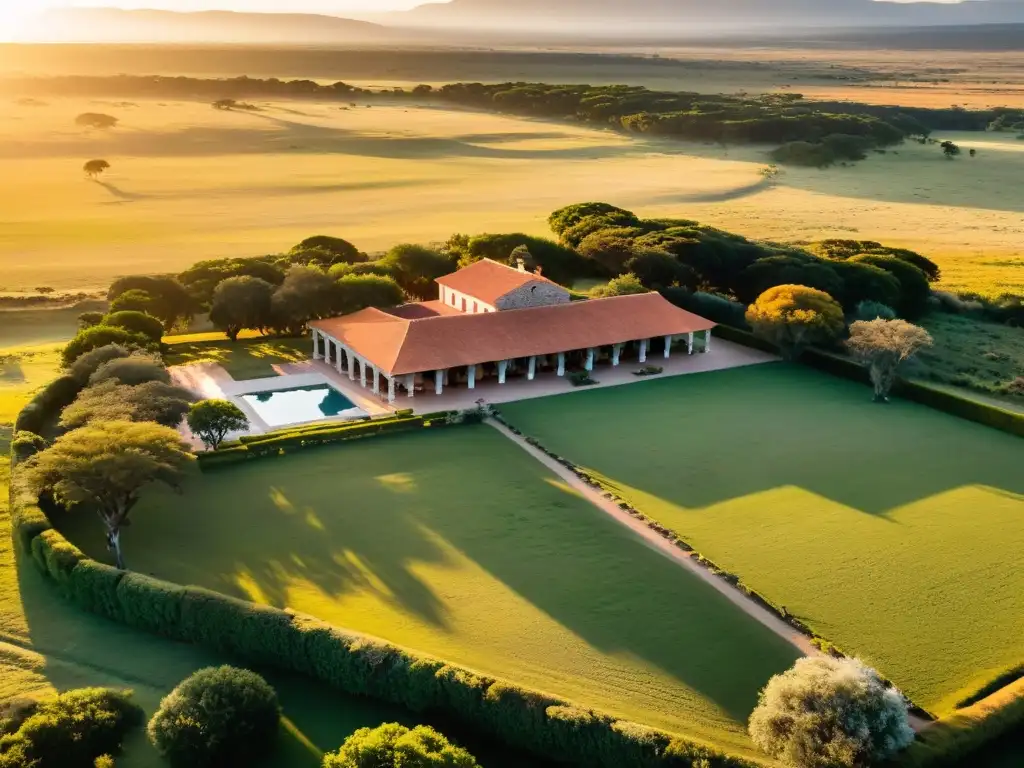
<box><xmin>239</xmin><ymin>384</ymin><xmax>364</xmax><ymax>428</ymax></box>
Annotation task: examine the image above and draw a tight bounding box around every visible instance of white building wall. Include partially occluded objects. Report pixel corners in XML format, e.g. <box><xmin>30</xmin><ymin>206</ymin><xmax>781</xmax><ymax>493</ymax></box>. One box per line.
<box><xmin>441</xmin><ymin>285</ymin><xmax>495</xmax><ymax>314</ymax></box>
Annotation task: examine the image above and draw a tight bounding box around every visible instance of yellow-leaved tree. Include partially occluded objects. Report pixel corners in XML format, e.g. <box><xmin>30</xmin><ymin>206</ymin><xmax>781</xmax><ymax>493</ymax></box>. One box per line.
<box><xmin>746</xmin><ymin>284</ymin><xmax>846</xmax><ymax>359</ymax></box>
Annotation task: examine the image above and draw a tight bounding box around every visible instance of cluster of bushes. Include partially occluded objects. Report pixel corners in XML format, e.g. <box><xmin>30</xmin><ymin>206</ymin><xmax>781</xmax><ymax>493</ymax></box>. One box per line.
<box><xmin>0</xmin><ymin>688</ymin><xmax>142</xmax><ymax>768</ymax></box>
<box><xmin>63</xmin><ymin>309</ymin><xmax>165</xmax><ymax>368</ymax></box>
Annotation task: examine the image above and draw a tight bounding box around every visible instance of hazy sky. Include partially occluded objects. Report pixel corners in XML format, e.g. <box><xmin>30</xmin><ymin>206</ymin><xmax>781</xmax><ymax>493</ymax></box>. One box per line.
<box><xmin>17</xmin><ymin>0</ymin><xmax>429</xmax><ymax>13</ymax></box>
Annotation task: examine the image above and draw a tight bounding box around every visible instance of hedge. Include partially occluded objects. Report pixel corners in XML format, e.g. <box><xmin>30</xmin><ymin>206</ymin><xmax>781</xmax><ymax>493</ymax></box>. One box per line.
<box><xmin>12</xmin><ymin>374</ymin><xmax>82</xmax><ymax>435</ymax></box>
<box><xmin>8</xmin><ymin>381</ymin><xmax>758</xmax><ymax>768</ymax></box>
<box><xmin>712</xmin><ymin>325</ymin><xmax>1024</xmax><ymax>438</ymax></box>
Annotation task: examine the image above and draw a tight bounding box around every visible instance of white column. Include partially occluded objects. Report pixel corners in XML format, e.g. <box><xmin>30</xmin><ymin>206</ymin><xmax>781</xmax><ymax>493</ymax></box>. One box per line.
<box><xmin>312</xmin><ymin>329</ymin><xmax>321</xmax><ymax>360</ymax></box>
<box><xmin>406</xmin><ymin>374</ymin><xmax>415</xmax><ymax>397</ymax></box>
<box><xmin>664</xmin><ymin>335</ymin><xmax>673</xmax><ymax>359</ymax></box>
<box><xmin>585</xmin><ymin>348</ymin><xmax>595</xmax><ymax>371</ymax></box>
<box><xmin>612</xmin><ymin>344</ymin><xmax>622</xmax><ymax>366</ymax></box>
<box><xmin>497</xmin><ymin>360</ymin><xmax>508</xmax><ymax>384</ymax></box>
<box><xmin>557</xmin><ymin>353</ymin><xmax>565</xmax><ymax>377</ymax></box>
<box><xmin>372</xmin><ymin>366</ymin><xmax>380</xmax><ymax>395</ymax></box>
<box><xmin>335</xmin><ymin>344</ymin><xmax>344</xmax><ymax>373</ymax></box>
<box><xmin>435</xmin><ymin>370</ymin><xmax>444</xmax><ymax>395</ymax></box>
<box><xmin>687</xmin><ymin>332</ymin><xmax>694</xmax><ymax>355</ymax></box>
<box><xmin>704</xmin><ymin>330</ymin><xmax>712</xmax><ymax>353</ymax></box>
<box><xmin>359</xmin><ymin>359</ymin><xmax>367</xmax><ymax>388</ymax></box>
<box><xmin>639</xmin><ymin>339</ymin><xmax>648</xmax><ymax>363</ymax></box>
<box><xmin>347</xmin><ymin>348</ymin><xmax>356</xmax><ymax>380</ymax></box>
<box><xmin>387</xmin><ymin>377</ymin><xmax>396</xmax><ymax>403</ymax></box>
<box><xmin>527</xmin><ymin>356</ymin><xmax>536</xmax><ymax>381</ymax></box>
<box><xmin>467</xmin><ymin>365</ymin><xmax>476</xmax><ymax>390</ymax></box>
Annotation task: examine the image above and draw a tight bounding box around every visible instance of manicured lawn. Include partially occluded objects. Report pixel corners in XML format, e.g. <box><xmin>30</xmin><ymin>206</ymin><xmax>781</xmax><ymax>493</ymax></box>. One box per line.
<box><xmin>58</xmin><ymin>426</ymin><xmax>800</xmax><ymax>754</ymax></box>
<box><xmin>165</xmin><ymin>335</ymin><xmax>309</xmax><ymax>380</ymax></box>
<box><xmin>501</xmin><ymin>363</ymin><xmax>1024</xmax><ymax>717</ymax></box>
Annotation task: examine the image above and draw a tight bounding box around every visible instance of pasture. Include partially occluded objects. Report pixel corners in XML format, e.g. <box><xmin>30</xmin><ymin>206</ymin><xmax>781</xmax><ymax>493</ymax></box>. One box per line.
<box><xmin>1</xmin><ymin>96</ymin><xmax>1022</xmax><ymax>296</ymax></box>
<box><xmin>500</xmin><ymin>363</ymin><xmax>1024</xmax><ymax>717</ymax></box>
<box><xmin>55</xmin><ymin>424</ymin><xmax>800</xmax><ymax>754</ymax></box>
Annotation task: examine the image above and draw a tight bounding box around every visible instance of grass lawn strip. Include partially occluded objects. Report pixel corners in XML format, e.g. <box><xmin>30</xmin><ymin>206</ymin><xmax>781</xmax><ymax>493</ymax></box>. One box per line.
<box><xmin>499</xmin><ymin>363</ymin><xmax>1024</xmax><ymax>717</ymax></box>
<box><xmin>57</xmin><ymin>426</ymin><xmax>800</xmax><ymax>754</ymax></box>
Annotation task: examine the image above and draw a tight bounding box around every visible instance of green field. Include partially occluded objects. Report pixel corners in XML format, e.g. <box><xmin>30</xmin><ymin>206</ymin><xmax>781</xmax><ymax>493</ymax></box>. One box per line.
<box><xmin>500</xmin><ymin>363</ymin><xmax>1024</xmax><ymax>717</ymax></box>
<box><xmin>164</xmin><ymin>335</ymin><xmax>309</xmax><ymax>380</ymax></box>
<box><xmin>56</xmin><ymin>425</ymin><xmax>800</xmax><ymax>754</ymax></box>
<box><xmin>0</xmin><ymin>344</ymin><xmax>546</xmax><ymax>768</ymax></box>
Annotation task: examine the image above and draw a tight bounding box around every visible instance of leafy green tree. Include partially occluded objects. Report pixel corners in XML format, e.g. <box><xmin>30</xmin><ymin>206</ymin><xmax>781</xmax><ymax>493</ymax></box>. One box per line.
<box><xmin>336</xmin><ymin>274</ymin><xmax>405</xmax><ymax>314</ymax></box>
<box><xmin>548</xmin><ymin>202</ymin><xmax>637</xmax><ymax>241</ymax></box>
<box><xmin>60</xmin><ymin>380</ymin><xmax>194</xmax><ymax>430</ymax></box>
<box><xmin>25</xmin><ymin>420</ymin><xmax>192</xmax><ymax>568</ymax></box>
<box><xmin>186</xmin><ymin>400</ymin><xmax>249</xmax><ymax>450</ymax></box>
<box><xmin>849</xmin><ymin>254</ymin><xmax>931</xmax><ymax>318</ymax></box>
<box><xmin>178</xmin><ymin>257</ymin><xmax>285</xmax><ymax>306</ymax></box>
<box><xmin>108</xmin><ymin>277</ymin><xmax>193</xmax><ymax>331</ymax></box>
<box><xmin>829</xmin><ymin>261</ymin><xmax>903</xmax><ymax>311</ymax></box>
<box><xmin>271</xmin><ymin>266</ymin><xmax>340</xmax><ymax>335</ymax></box>
<box><xmin>941</xmin><ymin>140</ymin><xmax>961</xmax><ymax>159</ymax></box>
<box><xmin>746</xmin><ymin>285</ymin><xmax>846</xmax><ymax>359</ymax></box>
<box><xmin>77</xmin><ymin>311</ymin><xmax>106</xmax><ymax>329</ymax></box>
<box><xmin>737</xmin><ymin>256</ymin><xmax>843</xmax><ymax>305</ymax></box>
<box><xmin>108</xmin><ymin>289</ymin><xmax>155</xmax><ymax>315</ymax></box>
<box><xmin>148</xmin><ymin>667</ymin><xmax>280</xmax><ymax>768</ymax></box>
<box><xmin>83</xmin><ymin>159</ymin><xmax>110</xmax><ymax>178</ymax></box>
<box><xmin>576</xmin><ymin>230</ymin><xmax>640</xmax><ymax>275</ymax></box>
<box><xmin>62</xmin><ymin>326</ymin><xmax>155</xmax><ymax>367</ymax></box>
<box><xmin>209</xmin><ymin>276</ymin><xmax>275</xmax><ymax>341</ymax></box>
<box><xmin>290</xmin><ymin>235</ymin><xmax>365</xmax><ymax>265</ymax></box>
<box><xmin>459</xmin><ymin>234</ymin><xmax>587</xmax><ymax>285</ymax></box>
<box><xmin>625</xmin><ymin>248</ymin><xmax>697</xmax><ymax>291</ymax></box>
<box><xmin>749</xmin><ymin>657</ymin><xmax>914</xmax><ymax>768</ymax></box>
<box><xmin>103</xmin><ymin>310</ymin><xmax>164</xmax><ymax>343</ymax></box>
<box><xmin>89</xmin><ymin>354</ymin><xmax>170</xmax><ymax>387</ymax></box>
<box><xmin>846</xmin><ymin>319</ymin><xmax>933</xmax><ymax>401</ymax></box>
<box><xmin>591</xmin><ymin>273</ymin><xmax>647</xmax><ymax>298</ymax></box>
<box><xmin>381</xmin><ymin>244</ymin><xmax>456</xmax><ymax>300</ymax></box>
<box><xmin>322</xmin><ymin>723</ymin><xmax>480</xmax><ymax>768</ymax></box>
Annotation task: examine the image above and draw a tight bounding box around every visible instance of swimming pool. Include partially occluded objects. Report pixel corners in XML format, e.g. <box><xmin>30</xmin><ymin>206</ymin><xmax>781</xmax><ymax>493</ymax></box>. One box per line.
<box><xmin>238</xmin><ymin>384</ymin><xmax>365</xmax><ymax>428</ymax></box>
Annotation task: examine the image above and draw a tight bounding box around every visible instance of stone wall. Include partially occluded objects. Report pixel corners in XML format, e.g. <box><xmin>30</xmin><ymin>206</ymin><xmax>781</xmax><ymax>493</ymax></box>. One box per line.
<box><xmin>495</xmin><ymin>281</ymin><xmax>571</xmax><ymax>311</ymax></box>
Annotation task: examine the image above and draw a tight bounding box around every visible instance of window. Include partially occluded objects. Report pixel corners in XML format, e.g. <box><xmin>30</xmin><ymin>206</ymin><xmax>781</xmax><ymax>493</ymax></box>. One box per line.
<box><xmin>461</xmin><ymin>297</ymin><xmax>467</xmax><ymax>311</ymax></box>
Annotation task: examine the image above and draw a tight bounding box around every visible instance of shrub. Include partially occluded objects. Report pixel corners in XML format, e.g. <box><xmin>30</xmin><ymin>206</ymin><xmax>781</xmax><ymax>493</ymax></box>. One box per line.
<box><xmin>746</xmin><ymin>285</ymin><xmax>846</xmax><ymax>359</ymax></box>
<box><xmin>89</xmin><ymin>353</ymin><xmax>170</xmax><ymax>387</ymax></box>
<box><xmin>322</xmin><ymin>723</ymin><xmax>481</xmax><ymax>768</ymax></box>
<box><xmin>663</xmin><ymin>288</ymin><xmax>748</xmax><ymax>328</ymax></box>
<box><xmin>147</xmin><ymin>666</ymin><xmax>281</xmax><ymax>768</ymax></box>
<box><xmin>13</xmin><ymin>374</ymin><xmax>82</xmax><ymax>434</ymax></box>
<box><xmin>568</xmin><ymin>371</ymin><xmax>598</xmax><ymax>387</ymax></box>
<box><xmin>590</xmin><ymin>273</ymin><xmax>646</xmax><ymax>298</ymax></box>
<box><xmin>854</xmin><ymin>301</ymin><xmax>897</xmax><ymax>321</ymax></box>
<box><xmin>102</xmin><ymin>310</ymin><xmax>164</xmax><ymax>343</ymax></box>
<box><xmin>849</xmin><ymin>254</ymin><xmax>931</xmax><ymax>318</ymax></box>
<box><xmin>10</xmin><ymin>431</ymin><xmax>46</xmax><ymax>461</ymax></box>
<box><xmin>78</xmin><ymin>311</ymin><xmax>105</xmax><ymax>329</ymax></box>
<box><xmin>68</xmin><ymin>344</ymin><xmax>133</xmax><ymax>385</ymax></box>
<box><xmin>62</xmin><ymin>326</ymin><xmax>154</xmax><ymax>367</ymax></box>
<box><xmin>0</xmin><ymin>688</ymin><xmax>143</xmax><ymax>768</ymax></box>
<box><xmin>749</xmin><ymin>657</ymin><xmax>914</xmax><ymax>768</ymax></box>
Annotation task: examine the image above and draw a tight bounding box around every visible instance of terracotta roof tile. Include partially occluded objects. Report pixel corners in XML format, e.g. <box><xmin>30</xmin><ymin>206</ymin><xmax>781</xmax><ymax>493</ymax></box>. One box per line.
<box><xmin>435</xmin><ymin>258</ymin><xmax>561</xmax><ymax>306</ymax></box>
<box><xmin>311</xmin><ymin>293</ymin><xmax>714</xmax><ymax>377</ymax></box>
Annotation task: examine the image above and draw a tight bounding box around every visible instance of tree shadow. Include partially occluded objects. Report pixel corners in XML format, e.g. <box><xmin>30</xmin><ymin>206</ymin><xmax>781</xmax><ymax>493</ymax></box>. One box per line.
<box><xmin>91</xmin><ymin>179</ymin><xmax>147</xmax><ymax>202</ymax></box>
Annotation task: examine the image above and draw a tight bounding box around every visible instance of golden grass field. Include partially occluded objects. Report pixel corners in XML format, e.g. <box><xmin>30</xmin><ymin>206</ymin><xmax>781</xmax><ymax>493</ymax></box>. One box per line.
<box><xmin>1</xmin><ymin>95</ymin><xmax>1022</xmax><ymax>298</ymax></box>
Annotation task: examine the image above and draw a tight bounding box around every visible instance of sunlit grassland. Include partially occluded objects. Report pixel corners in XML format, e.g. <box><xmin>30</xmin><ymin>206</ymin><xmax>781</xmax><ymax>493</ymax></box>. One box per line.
<box><xmin>56</xmin><ymin>425</ymin><xmax>800</xmax><ymax>755</ymax></box>
<box><xmin>500</xmin><ymin>363</ymin><xmax>1024</xmax><ymax>717</ymax></box>
<box><xmin>0</xmin><ymin>97</ymin><xmax>1021</xmax><ymax>296</ymax></box>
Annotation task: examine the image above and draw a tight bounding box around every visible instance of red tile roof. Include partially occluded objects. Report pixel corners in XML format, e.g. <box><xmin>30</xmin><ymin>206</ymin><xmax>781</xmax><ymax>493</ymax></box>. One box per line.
<box><xmin>385</xmin><ymin>300</ymin><xmax>462</xmax><ymax>320</ymax></box>
<box><xmin>435</xmin><ymin>258</ymin><xmax>561</xmax><ymax>306</ymax></box>
<box><xmin>311</xmin><ymin>292</ymin><xmax>714</xmax><ymax>377</ymax></box>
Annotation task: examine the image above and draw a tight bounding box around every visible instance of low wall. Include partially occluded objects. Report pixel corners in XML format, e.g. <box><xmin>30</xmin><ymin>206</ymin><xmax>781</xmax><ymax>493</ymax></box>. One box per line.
<box><xmin>7</xmin><ymin>381</ymin><xmax>759</xmax><ymax>768</ymax></box>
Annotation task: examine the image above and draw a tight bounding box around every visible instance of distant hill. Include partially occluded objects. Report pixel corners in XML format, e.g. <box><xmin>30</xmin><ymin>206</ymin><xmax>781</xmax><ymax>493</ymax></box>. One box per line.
<box><xmin>395</xmin><ymin>0</ymin><xmax>1024</xmax><ymax>30</ymax></box>
<box><xmin>29</xmin><ymin>8</ymin><xmax>402</xmax><ymax>44</ymax></box>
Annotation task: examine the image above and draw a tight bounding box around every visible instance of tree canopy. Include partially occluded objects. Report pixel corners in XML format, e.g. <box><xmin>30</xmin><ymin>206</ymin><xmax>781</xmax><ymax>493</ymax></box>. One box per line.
<box><xmin>60</xmin><ymin>380</ymin><xmax>194</xmax><ymax>430</ymax></box>
<box><xmin>322</xmin><ymin>723</ymin><xmax>480</xmax><ymax>768</ymax></box>
<box><xmin>187</xmin><ymin>400</ymin><xmax>249</xmax><ymax>451</ymax></box>
<box><xmin>847</xmin><ymin>319</ymin><xmax>933</xmax><ymax>401</ymax></box>
<box><xmin>25</xmin><ymin>420</ymin><xmax>192</xmax><ymax>568</ymax></box>
<box><xmin>381</xmin><ymin>244</ymin><xmax>455</xmax><ymax>300</ymax></box>
<box><xmin>83</xmin><ymin>159</ymin><xmax>110</xmax><ymax>178</ymax></box>
<box><xmin>209</xmin><ymin>276</ymin><xmax>275</xmax><ymax>341</ymax></box>
<box><xmin>746</xmin><ymin>285</ymin><xmax>846</xmax><ymax>359</ymax></box>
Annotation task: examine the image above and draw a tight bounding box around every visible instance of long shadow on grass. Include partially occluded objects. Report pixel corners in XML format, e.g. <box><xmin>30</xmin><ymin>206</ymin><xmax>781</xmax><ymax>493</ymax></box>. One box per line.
<box><xmin>500</xmin><ymin>364</ymin><xmax>1024</xmax><ymax>517</ymax></box>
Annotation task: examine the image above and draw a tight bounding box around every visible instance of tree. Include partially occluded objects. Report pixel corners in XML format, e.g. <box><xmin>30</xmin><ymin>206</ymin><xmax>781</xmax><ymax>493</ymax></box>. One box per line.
<box><xmin>322</xmin><ymin>723</ymin><xmax>480</xmax><ymax>768</ymax></box>
<box><xmin>25</xmin><ymin>420</ymin><xmax>192</xmax><ymax>568</ymax></box>
<box><xmin>89</xmin><ymin>353</ymin><xmax>170</xmax><ymax>387</ymax></box>
<box><xmin>336</xmin><ymin>274</ymin><xmax>405</xmax><ymax>315</ymax></box>
<box><xmin>62</xmin><ymin>326</ymin><xmax>155</xmax><ymax>367</ymax></box>
<box><xmin>459</xmin><ymin>233</ymin><xmax>588</xmax><ymax>285</ymax></box>
<box><xmin>737</xmin><ymin>256</ymin><xmax>843</xmax><ymax>305</ymax></box>
<box><xmin>187</xmin><ymin>400</ymin><xmax>249</xmax><ymax>450</ymax></box>
<box><xmin>76</xmin><ymin>113</ymin><xmax>118</xmax><ymax>129</ymax></box>
<box><xmin>625</xmin><ymin>248</ymin><xmax>697</xmax><ymax>291</ymax></box>
<box><xmin>60</xmin><ymin>380</ymin><xmax>194</xmax><ymax>430</ymax></box>
<box><xmin>848</xmin><ymin>254</ymin><xmax>931</xmax><ymax>318</ymax></box>
<box><xmin>591</xmin><ymin>273</ymin><xmax>647</xmax><ymax>298</ymax></box>
<box><xmin>209</xmin><ymin>276</ymin><xmax>275</xmax><ymax>341</ymax></box>
<box><xmin>68</xmin><ymin>344</ymin><xmax>133</xmax><ymax>385</ymax></box>
<box><xmin>271</xmin><ymin>266</ymin><xmax>340</xmax><ymax>335</ymax></box>
<box><xmin>108</xmin><ymin>277</ymin><xmax>194</xmax><ymax>332</ymax></box>
<box><xmin>147</xmin><ymin>667</ymin><xmax>280</xmax><ymax>768</ymax></box>
<box><xmin>749</xmin><ymin>656</ymin><xmax>914</xmax><ymax>768</ymax></box>
<box><xmin>290</xmin><ymin>235</ymin><xmax>365</xmax><ymax>265</ymax></box>
<box><xmin>77</xmin><ymin>311</ymin><xmax>106</xmax><ymax>329</ymax></box>
<box><xmin>84</xmin><ymin>159</ymin><xmax>110</xmax><ymax>179</ymax></box>
<box><xmin>940</xmin><ymin>140</ymin><xmax>961</xmax><ymax>159</ymax></box>
<box><xmin>759</xmin><ymin>163</ymin><xmax>782</xmax><ymax>184</ymax></box>
<box><xmin>969</xmin><ymin>148</ymin><xmax>977</xmax><ymax>157</ymax></box>
<box><xmin>576</xmin><ymin>230</ymin><xmax>640</xmax><ymax>275</ymax></box>
<box><xmin>102</xmin><ymin>310</ymin><xmax>164</xmax><ymax>343</ymax></box>
<box><xmin>108</xmin><ymin>289</ymin><xmax>155</xmax><ymax>315</ymax></box>
<box><xmin>846</xmin><ymin>319</ymin><xmax>933</xmax><ymax>402</ymax></box>
<box><xmin>746</xmin><ymin>285</ymin><xmax>846</xmax><ymax>359</ymax></box>
<box><xmin>381</xmin><ymin>244</ymin><xmax>456</xmax><ymax>300</ymax></box>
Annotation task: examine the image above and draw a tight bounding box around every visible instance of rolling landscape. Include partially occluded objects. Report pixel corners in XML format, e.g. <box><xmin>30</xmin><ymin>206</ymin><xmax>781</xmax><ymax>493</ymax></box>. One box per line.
<box><xmin>1</xmin><ymin>2</ymin><xmax>1022</xmax><ymax>768</ymax></box>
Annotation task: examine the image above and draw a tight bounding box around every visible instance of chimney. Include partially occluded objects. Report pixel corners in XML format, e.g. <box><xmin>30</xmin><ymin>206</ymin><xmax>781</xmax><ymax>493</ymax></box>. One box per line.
<box><xmin>516</xmin><ymin>258</ymin><xmax>526</xmax><ymax>272</ymax></box>
<box><xmin>534</xmin><ymin>265</ymin><xmax>543</xmax><ymax>276</ymax></box>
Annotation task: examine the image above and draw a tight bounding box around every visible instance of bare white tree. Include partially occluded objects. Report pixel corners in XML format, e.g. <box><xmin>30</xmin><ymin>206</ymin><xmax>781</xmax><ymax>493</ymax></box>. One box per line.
<box><xmin>846</xmin><ymin>319</ymin><xmax>933</xmax><ymax>402</ymax></box>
